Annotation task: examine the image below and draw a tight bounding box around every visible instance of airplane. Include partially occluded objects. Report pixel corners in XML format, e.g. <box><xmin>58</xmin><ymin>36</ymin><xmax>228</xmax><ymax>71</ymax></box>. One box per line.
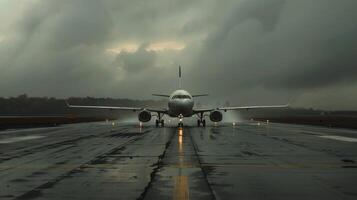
<box><xmin>66</xmin><ymin>66</ymin><xmax>289</xmax><ymax>127</ymax></box>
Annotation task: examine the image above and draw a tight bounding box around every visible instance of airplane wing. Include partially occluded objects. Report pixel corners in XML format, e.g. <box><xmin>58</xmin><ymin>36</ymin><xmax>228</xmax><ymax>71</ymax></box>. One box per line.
<box><xmin>65</xmin><ymin>101</ymin><xmax>142</xmax><ymax>111</ymax></box>
<box><xmin>193</xmin><ymin>108</ymin><xmax>214</xmax><ymax>114</ymax></box>
<box><xmin>193</xmin><ymin>104</ymin><xmax>288</xmax><ymax>113</ymax></box>
<box><xmin>147</xmin><ymin>108</ymin><xmax>168</xmax><ymax>114</ymax></box>
<box><xmin>218</xmin><ymin>104</ymin><xmax>289</xmax><ymax>111</ymax></box>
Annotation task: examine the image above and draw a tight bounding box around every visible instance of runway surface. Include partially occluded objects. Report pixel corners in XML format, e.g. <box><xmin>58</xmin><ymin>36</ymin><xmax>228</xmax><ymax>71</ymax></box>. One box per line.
<box><xmin>1</xmin><ymin>121</ymin><xmax>357</xmax><ymax>200</ymax></box>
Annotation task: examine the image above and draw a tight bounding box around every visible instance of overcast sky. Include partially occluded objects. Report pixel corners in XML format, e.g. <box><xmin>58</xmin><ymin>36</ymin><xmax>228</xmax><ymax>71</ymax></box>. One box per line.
<box><xmin>0</xmin><ymin>0</ymin><xmax>356</xmax><ymax>110</ymax></box>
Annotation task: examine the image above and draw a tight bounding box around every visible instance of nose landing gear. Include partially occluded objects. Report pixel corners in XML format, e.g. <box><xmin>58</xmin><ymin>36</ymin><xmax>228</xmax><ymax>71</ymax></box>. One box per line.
<box><xmin>178</xmin><ymin>114</ymin><xmax>184</xmax><ymax>127</ymax></box>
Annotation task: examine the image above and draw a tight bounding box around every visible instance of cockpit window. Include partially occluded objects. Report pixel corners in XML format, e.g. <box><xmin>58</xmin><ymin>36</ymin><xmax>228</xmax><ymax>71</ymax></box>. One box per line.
<box><xmin>172</xmin><ymin>95</ymin><xmax>191</xmax><ymax>99</ymax></box>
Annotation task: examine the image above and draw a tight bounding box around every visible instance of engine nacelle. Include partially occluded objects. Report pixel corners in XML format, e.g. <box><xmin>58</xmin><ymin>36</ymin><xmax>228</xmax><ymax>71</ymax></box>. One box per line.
<box><xmin>209</xmin><ymin>111</ymin><xmax>223</xmax><ymax>122</ymax></box>
<box><xmin>138</xmin><ymin>110</ymin><xmax>151</xmax><ymax>122</ymax></box>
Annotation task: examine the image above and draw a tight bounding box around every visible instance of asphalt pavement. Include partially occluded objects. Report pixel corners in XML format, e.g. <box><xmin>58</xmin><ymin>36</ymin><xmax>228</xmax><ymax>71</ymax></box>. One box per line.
<box><xmin>1</xmin><ymin>121</ymin><xmax>357</xmax><ymax>200</ymax></box>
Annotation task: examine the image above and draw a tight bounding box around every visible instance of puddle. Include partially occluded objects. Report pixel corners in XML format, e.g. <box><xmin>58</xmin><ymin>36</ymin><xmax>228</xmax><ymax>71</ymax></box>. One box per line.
<box><xmin>0</xmin><ymin>135</ymin><xmax>45</xmax><ymax>144</ymax></box>
<box><xmin>318</xmin><ymin>135</ymin><xmax>357</xmax><ymax>142</ymax></box>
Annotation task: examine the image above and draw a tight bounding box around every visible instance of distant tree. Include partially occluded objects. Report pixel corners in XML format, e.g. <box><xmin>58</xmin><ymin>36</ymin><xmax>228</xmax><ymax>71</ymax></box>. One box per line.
<box><xmin>0</xmin><ymin>96</ymin><xmax>165</xmax><ymax>117</ymax></box>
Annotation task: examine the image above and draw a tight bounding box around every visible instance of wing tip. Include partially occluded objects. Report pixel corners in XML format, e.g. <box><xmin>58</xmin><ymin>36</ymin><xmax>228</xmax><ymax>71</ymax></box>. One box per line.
<box><xmin>64</xmin><ymin>99</ymin><xmax>70</xmax><ymax>107</ymax></box>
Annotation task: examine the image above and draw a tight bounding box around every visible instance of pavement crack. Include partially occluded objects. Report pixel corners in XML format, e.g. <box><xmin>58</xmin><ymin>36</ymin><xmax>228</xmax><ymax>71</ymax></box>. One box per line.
<box><xmin>137</xmin><ymin>129</ymin><xmax>175</xmax><ymax>200</ymax></box>
<box><xmin>14</xmin><ymin>134</ymin><xmax>147</xmax><ymax>200</ymax></box>
<box><xmin>0</xmin><ymin>128</ymin><xmax>130</xmax><ymax>163</ymax></box>
<box><xmin>189</xmin><ymin>128</ymin><xmax>217</xmax><ymax>200</ymax></box>
<box><xmin>341</xmin><ymin>159</ymin><xmax>355</xmax><ymax>163</ymax></box>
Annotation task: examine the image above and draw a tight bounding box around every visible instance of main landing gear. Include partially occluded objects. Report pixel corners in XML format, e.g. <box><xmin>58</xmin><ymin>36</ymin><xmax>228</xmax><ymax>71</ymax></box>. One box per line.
<box><xmin>155</xmin><ymin>113</ymin><xmax>164</xmax><ymax>127</ymax></box>
<box><xmin>155</xmin><ymin>119</ymin><xmax>164</xmax><ymax>127</ymax></box>
<box><xmin>197</xmin><ymin>113</ymin><xmax>206</xmax><ymax>127</ymax></box>
<box><xmin>197</xmin><ymin>119</ymin><xmax>206</xmax><ymax>127</ymax></box>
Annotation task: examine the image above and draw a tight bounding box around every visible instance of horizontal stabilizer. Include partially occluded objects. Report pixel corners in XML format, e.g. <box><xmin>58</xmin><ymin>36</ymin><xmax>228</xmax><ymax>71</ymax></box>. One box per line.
<box><xmin>152</xmin><ymin>94</ymin><xmax>171</xmax><ymax>97</ymax></box>
<box><xmin>192</xmin><ymin>94</ymin><xmax>209</xmax><ymax>97</ymax></box>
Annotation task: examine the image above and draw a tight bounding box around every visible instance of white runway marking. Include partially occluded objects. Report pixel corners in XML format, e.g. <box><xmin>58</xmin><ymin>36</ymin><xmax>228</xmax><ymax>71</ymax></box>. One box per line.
<box><xmin>0</xmin><ymin>135</ymin><xmax>45</xmax><ymax>144</ymax></box>
<box><xmin>318</xmin><ymin>135</ymin><xmax>357</xmax><ymax>142</ymax></box>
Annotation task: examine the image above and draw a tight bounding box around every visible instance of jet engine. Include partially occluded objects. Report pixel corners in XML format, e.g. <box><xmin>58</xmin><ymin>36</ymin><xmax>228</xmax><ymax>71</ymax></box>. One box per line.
<box><xmin>138</xmin><ymin>110</ymin><xmax>151</xmax><ymax>122</ymax></box>
<box><xmin>209</xmin><ymin>111</ymin><xmax>223</xmax><ymax>122</ymax></box>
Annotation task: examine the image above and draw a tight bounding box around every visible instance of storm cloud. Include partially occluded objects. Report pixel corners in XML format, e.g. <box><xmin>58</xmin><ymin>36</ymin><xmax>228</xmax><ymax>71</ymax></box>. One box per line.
<box><xmin>0</xmin><ymin>0</ymin><xmax>356</xmax><ymax>109</ymax></box>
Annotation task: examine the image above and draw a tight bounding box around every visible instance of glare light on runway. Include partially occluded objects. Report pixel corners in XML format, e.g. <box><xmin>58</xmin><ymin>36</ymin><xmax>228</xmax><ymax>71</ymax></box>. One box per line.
<box><xmin>178</xmin><ymin>129</ymin><xmax>183</xmax><ymax>152</ymax></box>
<box><xmin>175</xmin><ymin>127</ymin><xmax>188</xmax><ymax>200</ymax></box>
<box><xmin>178</xmin><ymin>127</ymin><xmax>183</xmax><ymax>136</ymax></box>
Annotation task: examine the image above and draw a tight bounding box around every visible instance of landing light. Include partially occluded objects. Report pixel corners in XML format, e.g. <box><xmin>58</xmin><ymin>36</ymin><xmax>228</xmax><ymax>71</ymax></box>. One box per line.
<box><xmin>112</xmin><ymin>122</ymin><xmax>116</xmax><ymax>126</ymax></box>
<box><xmin>232</xmin><ymin>122</ymin><xmax>236</xmax><ymax>126</ymax></box>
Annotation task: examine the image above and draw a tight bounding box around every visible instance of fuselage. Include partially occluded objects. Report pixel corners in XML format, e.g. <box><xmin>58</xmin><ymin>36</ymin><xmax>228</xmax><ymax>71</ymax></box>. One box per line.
<box><xmin>167</xmin><ymin>90</ymin><xmax>194</xmax><ymax>117</ymax></box>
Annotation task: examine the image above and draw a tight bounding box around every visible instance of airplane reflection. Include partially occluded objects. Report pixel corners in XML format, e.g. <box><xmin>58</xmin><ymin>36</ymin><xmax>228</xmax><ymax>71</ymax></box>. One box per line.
<box><xmin>174</xmin><ymin>127</ymin><xmax>189</xmax><ymax>200</ymax></box>
<box><xmin>174</xmin><ymin>175</ymin><xmax>189</xmax><ymax>200</ymax></box>
<box><xmin>178</xmin><ymin>128</ymin><xmax>183</xmax><ymax>154</ymax></box>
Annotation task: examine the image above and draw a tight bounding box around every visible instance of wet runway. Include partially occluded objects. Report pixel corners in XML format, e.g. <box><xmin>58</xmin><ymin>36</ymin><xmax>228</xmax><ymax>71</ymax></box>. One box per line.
<box><xmin>1</xmin><ymin>121</ymin><xmax>357</xmax><ymax>200</ymax></box>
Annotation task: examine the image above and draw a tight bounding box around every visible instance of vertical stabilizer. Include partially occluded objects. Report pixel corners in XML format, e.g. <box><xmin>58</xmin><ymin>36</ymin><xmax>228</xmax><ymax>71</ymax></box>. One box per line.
<box><xmin>178</xmin><ymin>65</ymin><xmax>182</xmax><ymax>89</ymax></box>
<box><xmin>179</xmin><ymin>65</ymin><xmax>181</xmax><ymax>78</ymax></box>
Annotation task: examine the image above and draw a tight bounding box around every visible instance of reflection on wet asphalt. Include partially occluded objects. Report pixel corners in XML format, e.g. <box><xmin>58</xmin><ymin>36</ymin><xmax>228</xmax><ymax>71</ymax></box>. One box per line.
<box><xmin>1</xmin><ymin>121</ymin><xmax>357</xmax><ymax>199</ymax></box>
<box><xmin>174</xmin><ymin>129</ymin><xmax>189</xmax><ymax>200</ymax></box>
<box><xmin>144</xmin><ymin>127</ymin><xmax>214</xmax><ymax>200</ymax></box>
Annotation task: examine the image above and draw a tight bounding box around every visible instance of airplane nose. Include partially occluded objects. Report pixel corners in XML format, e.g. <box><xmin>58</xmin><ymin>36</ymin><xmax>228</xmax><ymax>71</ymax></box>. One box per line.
<box><xmin>169</xmin><ymin>99</ymin><xmax>193</xmax><ymax>117</ymax></box>
<box><xmin>177</xmin><ymin>100</ymin><xmax>193</xmax><ymax>110</ymax></box>
<box><xmin>176</xmin><ymin>99</ymin><xmax>191</xmax><ymax>107</ymax></box>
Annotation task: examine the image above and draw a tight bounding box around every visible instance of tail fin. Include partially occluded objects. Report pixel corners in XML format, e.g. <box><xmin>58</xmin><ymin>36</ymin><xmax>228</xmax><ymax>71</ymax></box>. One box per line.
<box><xmin>179</xmin><ymin>65</ymin><xmax>181</xmax><ymax>78</ymax></box>
<box><xmin>178</xmin><ymin>65</ymin><xmax>182</xmax><ymax>89</ymax></box>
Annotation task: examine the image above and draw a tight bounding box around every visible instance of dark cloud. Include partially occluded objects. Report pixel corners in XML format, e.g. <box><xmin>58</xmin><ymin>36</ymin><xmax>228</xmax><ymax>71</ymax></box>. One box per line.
<box><xmin>189</xmin><ymin>0</ymin><xmax>357</xmax><ymax>108</ymax></box>
<box><xmin>0</xmin><ymin>0</ymin><xmax>357</xmax><ymax>109</ymax></box>
<box><xmin>115</xmin><ymin>45</ymin><xmax>156</xmax><ymax>73</ymax></box>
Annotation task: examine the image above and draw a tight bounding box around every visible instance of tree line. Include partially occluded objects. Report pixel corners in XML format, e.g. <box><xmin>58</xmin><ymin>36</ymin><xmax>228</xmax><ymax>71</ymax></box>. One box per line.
<box><xmin>0</xmin><ymin>94</ymin><xmax>166</xmax><ymax>118</ymax></box>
